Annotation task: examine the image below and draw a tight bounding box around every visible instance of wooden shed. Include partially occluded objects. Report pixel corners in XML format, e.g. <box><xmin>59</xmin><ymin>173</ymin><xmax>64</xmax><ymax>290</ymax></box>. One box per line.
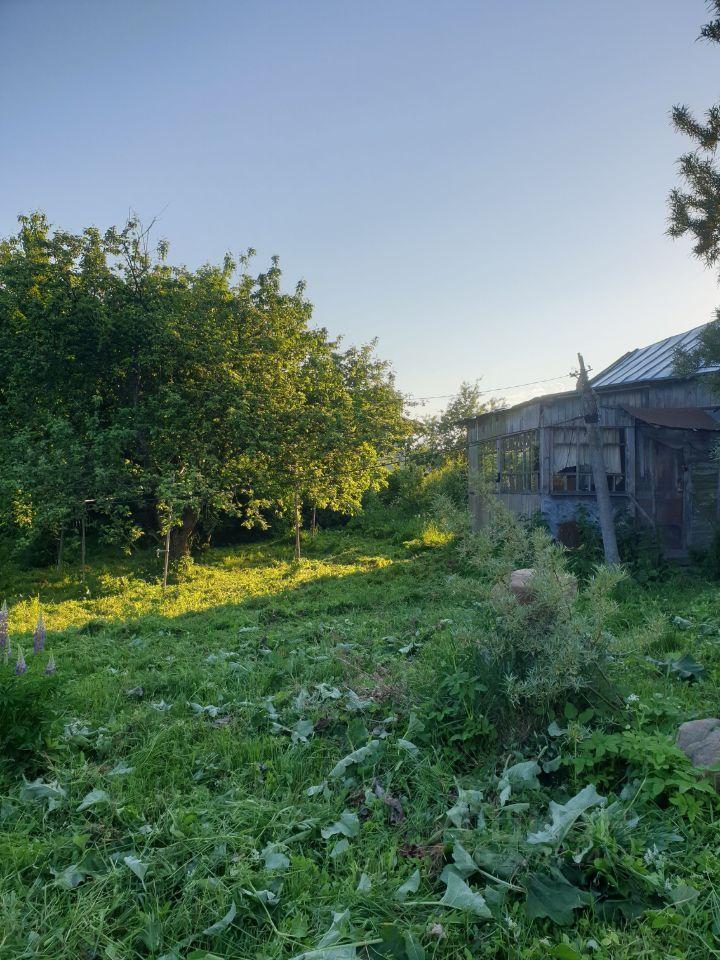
<box><xmin>464</xmin><ymin>324</ymin><xmax>720</xmax><ymax>557</ymax></box>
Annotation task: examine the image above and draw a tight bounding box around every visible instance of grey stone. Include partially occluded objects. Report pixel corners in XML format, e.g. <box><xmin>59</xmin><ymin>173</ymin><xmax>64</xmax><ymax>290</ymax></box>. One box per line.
<box><xmin>677</xmin><ymin>719</ymin><xmax>720</xmax><ymax>787</ymax></box>
<box><xmin>509</xmin><ymin>568</ymin><xmax>536</xmax><ymax>605</ymax></box>
<box><xmin>508</xmin><ymin>568</ymin><xmax>578</xmax><ymax>606</ymax></box>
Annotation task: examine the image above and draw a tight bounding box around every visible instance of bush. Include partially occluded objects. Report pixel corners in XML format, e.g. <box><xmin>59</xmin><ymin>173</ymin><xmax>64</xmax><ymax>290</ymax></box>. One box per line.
<box><xmin>420</xmin><ymin>456</ymin><xmax>467</xmax><ymax>507</ymax></box>
<box><xmin>435</xmin><ymin>493</ymin><xmax>626</xmax><ymax>734</ymax></box>
<box><xmin>0</xmin><ymin>654</ymin><xmax>59</xmax><ymax>774</ymax></box>
<box><xmin>570</xmin><ymin>729</ymin><xmax>717</xmax><ymax>820</ymax></box>
<box><xmin>615</xmin><ymin>513</ymin><xmax>667</xmax><ymax>583</ymax></box>
<box><xmin>482</xmin><ymin>528</ymin><xmax>624</xmax><ymax>723</ymax></box>
<box><xmin>690</xmin><ymin>524</ymin><xmax>720</xmax><ymax>579</ymax></box>
<box><xmin>460</xmin><ymin>490</ymin><xmax>537</xmax><ymax>581</ymax></box>
<box><xmin>562</xmin><ymin>506</ymin><xmax>666</xmax><ymax>584</ymax></box>
<box><xmin>350</xmin><ymin>458</ymin><xmax>468</xmax><ymax>542</ymax></box>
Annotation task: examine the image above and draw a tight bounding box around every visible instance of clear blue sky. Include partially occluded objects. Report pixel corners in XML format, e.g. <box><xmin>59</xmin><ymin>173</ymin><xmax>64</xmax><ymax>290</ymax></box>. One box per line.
<box><xmin>2</xmin><ymin>0</ymin><xmax>719</xmax><ymax>411</ymax></box>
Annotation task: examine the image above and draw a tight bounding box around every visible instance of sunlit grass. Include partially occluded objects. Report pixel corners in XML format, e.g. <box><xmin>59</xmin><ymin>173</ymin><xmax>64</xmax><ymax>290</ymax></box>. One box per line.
<box><xmin>1</xmin><ymin>531</ymin><xmax>719</xmax><ymax>959</ymax></box>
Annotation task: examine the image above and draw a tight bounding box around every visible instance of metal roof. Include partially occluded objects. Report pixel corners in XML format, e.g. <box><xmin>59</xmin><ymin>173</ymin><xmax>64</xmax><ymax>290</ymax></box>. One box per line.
<box><xmin>465</xmin><ymin>323</ymin><xmax>720</xmax><ymax>427</ymax></box>
<box><xmin>590</xmin><ymin>323</ymin><xmax>717</xmax><ymax>388</ymax></box>
<box><xmin>622</xmin><ymin>406</ymin><xmax>720</xmax><ymax>431</ymax></box>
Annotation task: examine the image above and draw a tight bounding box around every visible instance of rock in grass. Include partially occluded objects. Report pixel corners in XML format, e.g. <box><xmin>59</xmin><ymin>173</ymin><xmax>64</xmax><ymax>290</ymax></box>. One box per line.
<box><xmin>509</xmin><ymin>569</ymin><xmax>536</xmax><ymax>604</ymax></box>
<box><xmin>677</xmin><ymin>719</ymin><xmax>720</xmax><ymax>789</ymax></box>
<box><xmin>508</xmin><ymin>568</ymin><xmax>577</xmax><ymax>605</ymax></box>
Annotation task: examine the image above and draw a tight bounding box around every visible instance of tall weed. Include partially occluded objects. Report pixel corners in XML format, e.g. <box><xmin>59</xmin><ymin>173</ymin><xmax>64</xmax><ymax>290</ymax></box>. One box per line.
<box><xmin>432</xmin><ymin>493</ymin><xmax>626</xmax><ymax>733</ymax></box>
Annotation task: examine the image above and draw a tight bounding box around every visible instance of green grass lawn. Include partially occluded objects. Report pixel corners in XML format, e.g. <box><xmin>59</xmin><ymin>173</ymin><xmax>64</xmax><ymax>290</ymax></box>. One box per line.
<box><xmin>2</xmin><ymin>530</ymin><xmax>720</xmax><ymax>960</ymax></box>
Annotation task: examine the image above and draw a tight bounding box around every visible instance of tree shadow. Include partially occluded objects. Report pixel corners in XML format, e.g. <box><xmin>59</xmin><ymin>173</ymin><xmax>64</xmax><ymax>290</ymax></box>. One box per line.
<box><xmin>3</xmin><ymin>529</ymin><xmax>406</xmax><ymax>613</ymax></box>
<box><xmin>3</xmin><ymin>532</ymin><xmax>440</xmax><ymax>661</ymax></box>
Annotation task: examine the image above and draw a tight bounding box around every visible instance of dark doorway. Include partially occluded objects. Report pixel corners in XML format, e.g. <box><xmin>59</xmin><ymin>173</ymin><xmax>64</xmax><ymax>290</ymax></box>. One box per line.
<box><xmin>652</xmin><ymin>440</ymin><xmax>685</xmax><ymax>553</ymax></box>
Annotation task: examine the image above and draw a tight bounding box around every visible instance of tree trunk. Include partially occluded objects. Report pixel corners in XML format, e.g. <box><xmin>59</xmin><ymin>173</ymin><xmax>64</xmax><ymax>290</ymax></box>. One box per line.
<box><xmin>80</xmin><ymin>513</ymin><xmax>86</xmax><ymax>582</ymax></box>
<box><xmin>162</xmin><ymin>524</ymin><xmax>171</xmax><ymax>590</ymax></box>
<box><xmin>57</xmin><ymin>525</ymin><xmax>64</xmax><ymax>574</ymax></box>
<box><xmin>311</xmin><ymin>505</ymin><xmax>317</xmax><ymax>538</ymax></box>
<box><xmin>294</xmin><ymin>491</ymin><xmax>302</xmax><ymax>561</ymax></box>
<box><xmin>169</xmin><ymin>507</ymin><xmax>199</xmax><ymax>560</ymax></box>
<box><xmin>577</xmin><ymin>353</ymin><xmax>620</xmax><ymax>564</ymax></box>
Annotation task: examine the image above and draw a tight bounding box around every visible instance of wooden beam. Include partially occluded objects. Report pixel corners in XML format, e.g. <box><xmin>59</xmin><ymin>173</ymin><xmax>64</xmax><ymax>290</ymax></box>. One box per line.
<box><xmin>577</xmin><ymin>354</ymin><xmax>620</xmax><ymax>564</ymax></box>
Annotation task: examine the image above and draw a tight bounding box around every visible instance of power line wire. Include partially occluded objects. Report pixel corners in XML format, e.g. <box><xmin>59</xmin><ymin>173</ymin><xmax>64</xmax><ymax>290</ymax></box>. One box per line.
<box><xmin>407</xmin><ymin>372</ymin><xmax>575</xmax><ymax>403</ymax></box>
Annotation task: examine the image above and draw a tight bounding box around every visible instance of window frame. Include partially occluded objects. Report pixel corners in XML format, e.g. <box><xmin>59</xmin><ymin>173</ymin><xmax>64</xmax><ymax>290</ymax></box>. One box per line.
<box><xmin>475</xmin><ymin>429</ymin><xmax>540</xmax><ymax>495</ymax></box>
<box><xmin>550</xmin><ymin>426</ymin><xmax>627</xmax><ymax>495</ymax></box>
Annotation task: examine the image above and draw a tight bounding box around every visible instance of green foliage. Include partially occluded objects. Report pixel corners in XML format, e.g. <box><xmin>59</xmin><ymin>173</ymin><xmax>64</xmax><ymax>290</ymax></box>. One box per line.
<box><xmin>416</xmin><ymin>642</ymin><xmax>496</xmax><ymax>760</ymax></box>
<box><xmin>570</xmin><ymin>729</ymin><xmax>716</xmax><ymax>820</ymax></box>
<box><xmin>669</xmin><ymin>1</ymin><xmax>720</xmax><ymax>270</ymax></box>
<box><xmin>690</xmin><ymin>524</ymin><xmax>720</xmax><ymax>579</ymax></box>
<box><xmin>0</xmin><ymin>656</ymin><xmax>58</xmax><ymax>772</ymax></box>
<box><xmin>524</xmin><ymin>869</ymin><xmax>594</xmax><ymax>926</ymax></box>
<box><xmin>615</xmin><ymin>514</ymin><xmax>667</xmax><ymax>584</ymax></box>
<box><xmin>476</xmin><ymin>523</ymin><xmax>625</xmax><ymax>724</ymax></box>
<box><xmin>669</xmin><ymin>3</ymin><xmax>720</xmax><ymax>376</ymax></box>
<box><xmin>561</xmin><ymin>507</ymin><xmax>666</xmax><ymax>585</ymax></box>
<box><xmin>0</xmin><ymin>503</ymin><xmax>719</xmax><ymax>958</ymax></box>
<box><xmin>411</xmin><ymin>380</ymin><xmax>499</xmax><ymax>467</ymax></box>
<box><xmin>462</xmin><ymin>490</ymin><xmax>537</xmax><ymax>580</ymax></box>
<box><xmin>421</xmin><ymin>456</ymin><xmax>469</xmax><ymax>506</ymax></box>
<box><xmin>405</xmin><ymin>520</ymin><xmax>454</xmax><ymax>551</ymax></box>
<box><xmin>351</xmin><ymin>458</ymin><xmax>468</xmax><ymax>543</ymax></box>
<box><xmin>0</xmin><ymin>214</ymin><xmax>410</xmax><ymax>562</ymax></box>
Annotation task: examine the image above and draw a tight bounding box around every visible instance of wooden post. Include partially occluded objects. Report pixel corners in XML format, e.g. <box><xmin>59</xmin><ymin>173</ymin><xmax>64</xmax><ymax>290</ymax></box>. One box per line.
<box><xmin>577</xmin><ymin>354</ymin><xmax>620</xmax><ymax>564</ymax></box>
<box><xmin>294</xmin><ymin>491</ymin><xmax>302</xmax><ymax>561</ymax></box>
<box><xmin>80</xmin><ymin>512</ymin><xmax>86</xmax><ymax>583</ymax></box>
<box><xmin>162</xmin><ymin>517</ymin><xmax>172</xmax><ymax>590</ymax></box>
<box><xmin>57</xmin><ymin>525</ymin><xmax>64</xmax><ymax>574</ymax></box>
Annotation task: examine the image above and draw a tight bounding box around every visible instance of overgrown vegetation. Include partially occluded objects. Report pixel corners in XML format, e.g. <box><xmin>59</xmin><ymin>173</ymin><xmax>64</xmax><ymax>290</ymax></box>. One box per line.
<box><xmin>559</xmin><ymin>507</ymin><xmax>667</xmax><ymax>585</ymax></box>
<box><xmin>0</xmin><ymin>215</ymin><xmax>410</xmax><ymax>564</ymax></box>
<box><xmin>4</xmin><ymin>10</ymin><xmax>720</xmax><ymax>953</ymax></box>
<box><xmin>2</xmin><ymin>502</ymin><xmax>720</xmax><ymax>960</ymax></box>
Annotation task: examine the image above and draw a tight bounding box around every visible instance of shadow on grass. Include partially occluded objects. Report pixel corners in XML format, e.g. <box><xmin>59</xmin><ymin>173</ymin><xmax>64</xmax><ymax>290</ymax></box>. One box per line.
<box><xmin>3</xmin><ymin>531</ymin><xmax>455</xmax><ymax>664</ymax></box>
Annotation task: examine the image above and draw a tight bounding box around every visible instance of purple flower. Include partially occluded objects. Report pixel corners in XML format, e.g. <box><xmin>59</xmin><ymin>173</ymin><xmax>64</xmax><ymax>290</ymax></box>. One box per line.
<box><xmin>45</xmin><ymin>652</ymin><xmax>56</xmax><ymax>675</ymax></box>
<box><xmin>15</xmin><ymin>646</ymin><xmax>27</xmax><ymax>675</ymax></box>
<box><xmin>33</xmin><ymin>612</ymin><xmax>45</xmax><ymax>655</ymax></box>
<box><xmin>0</xmin><ymin>600</ymin><xmax>8</xmax><ymax>652</ymax></box>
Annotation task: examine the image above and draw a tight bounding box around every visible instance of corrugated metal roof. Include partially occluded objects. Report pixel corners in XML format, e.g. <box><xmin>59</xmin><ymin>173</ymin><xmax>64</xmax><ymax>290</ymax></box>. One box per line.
<box><xmin>590</xmin><ymin>323</ymin><xmax>718</xmax><ymax>387</ymax></box>
<box><xmin>622</xmin><ymin>406</ymin><xmax>720</xmax><ymax>430</ymax></box>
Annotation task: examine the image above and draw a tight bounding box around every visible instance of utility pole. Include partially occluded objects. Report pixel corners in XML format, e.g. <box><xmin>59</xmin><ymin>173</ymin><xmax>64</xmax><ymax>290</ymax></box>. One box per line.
<box><xmin>577</xmin><ymin>354</ymin><xmax>620</xmax><ymax>564</ymax></box>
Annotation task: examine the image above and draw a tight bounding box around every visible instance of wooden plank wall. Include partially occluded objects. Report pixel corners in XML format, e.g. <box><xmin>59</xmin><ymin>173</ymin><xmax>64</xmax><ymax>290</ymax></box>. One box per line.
<box><xmin>466</xmin><ymin>376</ymin><xmax>720</xmax><ymax>544</ymax></box>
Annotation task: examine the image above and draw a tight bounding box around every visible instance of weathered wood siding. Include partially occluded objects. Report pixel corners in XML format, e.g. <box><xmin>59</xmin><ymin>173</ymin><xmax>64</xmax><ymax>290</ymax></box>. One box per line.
<box><xmin>466</xmin><ymin>375</ymin><xmax>720</xmax><ymax>554</ymax></box>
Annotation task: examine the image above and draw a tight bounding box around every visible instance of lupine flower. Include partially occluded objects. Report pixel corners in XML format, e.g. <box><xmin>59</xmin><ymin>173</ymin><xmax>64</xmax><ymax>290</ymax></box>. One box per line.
<box><xmin>15</xmin><ymin>645</ymin><xmax>27</xmax><ymax>675</ymax></box>
<box><xmin>45</xmin><ymin>652</ymin><xmax>56</xmax><ymax>675</ymax></box>
<box><xmin>33</xmin><ymin>612</ymin><xmax>46</xmax><ymax>655</ymax></box>
<box><xmin>0</xmin><ymin>599</ymin><xmax>8</xmax><ymax>653</ymax></box>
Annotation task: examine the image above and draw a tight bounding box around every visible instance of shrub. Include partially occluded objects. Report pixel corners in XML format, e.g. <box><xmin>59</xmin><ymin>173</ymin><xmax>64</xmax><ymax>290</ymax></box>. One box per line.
<box><xmin>690</xmin><ymin>524</ymin><xmax>720</xmax><ymax>579</ymax></box>
<box><xmin>562</xmin><ymin>506</ymin><xmax>666</xmax><ymax>584</ymax></box>
<box><xmin>414</xmin><ymin>495</ymin><xmax>625</xmax><ymax>735</ymax></box>
<box><xmin>0</xmin><ymin>648</ymin><xmax>59</xmax><ymax>774</ymax></box>
<box><xmin>350</xmin><ymin>459</ymin><xmax>468</xmax><ymax>542</ymax></box>
<box><xmin>420</xmin><ymin>456</ymin><xmax>468</xmax><ymax>508</ymax></box>
<box><xmin>562</xmin><ymin>505</ymin><xmax>604</xmax><ymax>580</ymax></box>
<box><xmin>482</xmin><ymin>528</ymin><xmax>624</xmax><ymax>721</ymax></box>
<box><xmin>461</xmin><ymin>487</ymin><xmax>536</xmax><ymax>581</ymax></box>
<box><xmin>437</xmin><ymin>493</ymin><xmax>626</xmax><ymax>733</ymax></box>
<box><xmin>615</xmin><ymin>513</ymin><xmax>667</xmax><ymax>583</ymax></box>
<box><xmin>404</xmin><ymin>520</ymin><xmax>454</xmax><ymax>551</ymax></box>
<box><xmin>570</xmin><ymin>729</ymin><xmax>717</xmax><ymax>820</ymax></box>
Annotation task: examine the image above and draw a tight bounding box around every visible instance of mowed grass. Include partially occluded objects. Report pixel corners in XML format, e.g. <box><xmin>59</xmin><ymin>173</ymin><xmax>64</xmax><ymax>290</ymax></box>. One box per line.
<box><xmin>2</xmin><ymin>530</ymin><xmax>720</xmax><ymax>960</ymax></box>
